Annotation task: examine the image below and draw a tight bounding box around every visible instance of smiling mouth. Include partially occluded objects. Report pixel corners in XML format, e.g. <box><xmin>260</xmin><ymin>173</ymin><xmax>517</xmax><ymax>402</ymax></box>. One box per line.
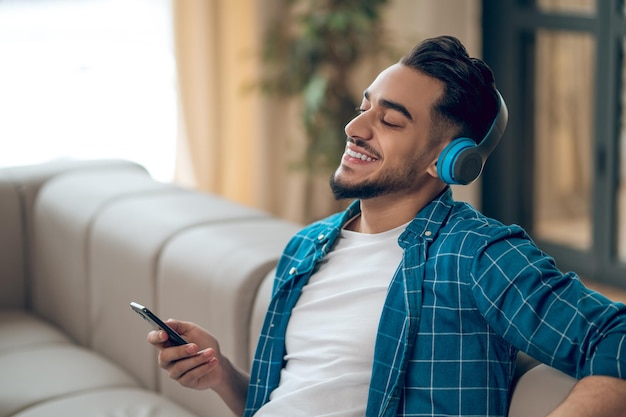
<box><xmin>345</xmin><ymin>147</ymin><xmax>378</xmax><ymax>162</ymax></box>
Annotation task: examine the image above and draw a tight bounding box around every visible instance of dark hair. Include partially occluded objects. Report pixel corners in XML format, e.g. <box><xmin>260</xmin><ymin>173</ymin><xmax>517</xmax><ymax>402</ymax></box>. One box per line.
<box><xmin>400</xmin><ymin>35</ymin><xmax>498</xmax><ymax>144</ymax></box>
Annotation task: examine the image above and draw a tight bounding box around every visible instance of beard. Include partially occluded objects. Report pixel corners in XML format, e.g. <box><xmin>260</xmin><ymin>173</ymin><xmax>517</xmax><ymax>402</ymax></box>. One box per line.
<box><xmin>329</xmin><ymin>161</ymin><xmax>422</xmax><ymax>200</ymax></box>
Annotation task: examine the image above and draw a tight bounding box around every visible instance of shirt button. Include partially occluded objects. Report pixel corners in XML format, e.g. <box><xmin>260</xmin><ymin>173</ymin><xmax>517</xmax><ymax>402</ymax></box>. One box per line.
<box><xmin>289</xmin><ymin>267</ymin><xmax>297</xmax><ymax>275</ymax></box>
<box><xmin>317</xmin><ymin>233</ymin><xmax>325</xmax><ymax>240</ymax></box>
<box><xmin>425</xmin><ymin>231</ymin><xmax>432</xmax><ymax>237</ymax></box>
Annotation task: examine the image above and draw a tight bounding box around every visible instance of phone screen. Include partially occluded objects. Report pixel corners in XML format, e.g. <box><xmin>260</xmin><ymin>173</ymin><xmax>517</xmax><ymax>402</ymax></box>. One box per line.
<box><xmin>130</xmin><ymin>301</ymin><xmax>188</xmax><ymax>346</ymax></box>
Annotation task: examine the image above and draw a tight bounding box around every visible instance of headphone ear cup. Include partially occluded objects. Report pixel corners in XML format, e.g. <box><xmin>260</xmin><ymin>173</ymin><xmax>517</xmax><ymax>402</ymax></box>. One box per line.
<box><xmin>437</xmin><ymin>137</ymin><xmax>478</xmax><ymax>185</ymax></box>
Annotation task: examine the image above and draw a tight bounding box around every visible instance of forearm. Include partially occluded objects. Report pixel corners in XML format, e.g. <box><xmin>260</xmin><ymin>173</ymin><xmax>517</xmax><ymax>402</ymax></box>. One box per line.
<box><xmin>547</xmin><ymin>375</ymin><xmax>626</xmax><ymax>417</ymax></box>
<box><xmin>212</xmin><ymin>356</ymin><xmax>250</xmax><ymax>417</ymax></box>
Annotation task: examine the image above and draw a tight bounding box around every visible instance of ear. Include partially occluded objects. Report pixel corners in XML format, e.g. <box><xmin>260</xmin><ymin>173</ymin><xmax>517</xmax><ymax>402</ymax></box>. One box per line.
<box><xmin>426</xmin><ymin>156</ymin><xmax>440</xmax><ymax>179</ymax></box>
<box><xmin>426</xmin><ymin>140</ymin><xmax>448</xmax><ymax>179</ymax></box>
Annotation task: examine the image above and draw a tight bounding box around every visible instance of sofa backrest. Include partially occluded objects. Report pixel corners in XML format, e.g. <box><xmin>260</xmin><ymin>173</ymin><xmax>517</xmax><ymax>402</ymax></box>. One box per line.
<box><xmin>0</xmin><ymin>171</ymin><xmax>26</xmax><ymax>309</ymax></box>
<box><xmin>0</xmin><ymin>159</ymin><xmax>148</xmax><ymax>312</ymax></box>
<box><xmin>155</xmin><ymin>219</ymin><xmax>300</xmax><ymax>417</ymax></box>
<box><xmin>87</xmin><ymin>191</ymin><xmax>275</xmax><ymax>389</ymax></box>
<box><xmin>8</xmin><ymin>159</ymin><xmax>299</xmax><ymax>417</ymax></box>
<box><xmin>31</xmin><ymin>166</ymin><xmax>170</xmax><ymax>344</ymax></box>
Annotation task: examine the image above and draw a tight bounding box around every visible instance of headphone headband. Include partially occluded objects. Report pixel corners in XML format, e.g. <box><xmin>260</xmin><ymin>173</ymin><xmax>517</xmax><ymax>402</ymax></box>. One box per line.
<box><xmin>436</xmin><ymin>90</ymin><xmax>508</xmax><ymax>185</ymax></box>
<box><xmin>478</xmin><ymin>91</ymin><xmax>508</xmax><ymax>159</ymax></box>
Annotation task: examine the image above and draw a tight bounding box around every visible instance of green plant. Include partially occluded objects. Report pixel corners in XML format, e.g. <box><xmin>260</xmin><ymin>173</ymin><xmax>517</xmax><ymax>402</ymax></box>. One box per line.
<box><xmin>260</xmin><ymin>0</ymin><xmax>392</xmax><ymax>174</ymax></box>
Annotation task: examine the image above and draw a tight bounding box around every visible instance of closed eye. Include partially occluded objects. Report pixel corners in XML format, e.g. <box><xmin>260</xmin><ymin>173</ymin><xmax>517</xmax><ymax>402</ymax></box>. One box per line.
<box><xmin>381</xmin><ymin>118</ymin><xmax>400</xmax><ymax>128</ymax></box>
<box><xmin>355</xmin><ymin>106</ymin><xmax>401</xmax><ymax>128</ymax></box>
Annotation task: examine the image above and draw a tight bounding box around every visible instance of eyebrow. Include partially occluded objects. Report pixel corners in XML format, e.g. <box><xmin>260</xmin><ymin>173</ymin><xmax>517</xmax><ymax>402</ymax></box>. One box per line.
<box><xmin>364</xmin><ymin>90</ymin><xmax>414</xmax><ymax>121</ymax></box>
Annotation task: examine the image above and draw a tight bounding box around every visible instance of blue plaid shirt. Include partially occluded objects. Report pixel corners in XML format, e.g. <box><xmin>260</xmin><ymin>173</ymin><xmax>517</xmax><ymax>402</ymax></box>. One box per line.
<box><xmin>245</xmin><ymin>188</ymin><xmax>626</xmax><ymax>417</ymax></box>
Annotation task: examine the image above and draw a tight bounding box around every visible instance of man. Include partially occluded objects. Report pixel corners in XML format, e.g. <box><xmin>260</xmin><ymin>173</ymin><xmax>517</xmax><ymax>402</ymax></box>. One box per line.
<box><xmin>148</xmin><ymin>36</ymin><xmax>626</xmax><ymax>416</ymax></box>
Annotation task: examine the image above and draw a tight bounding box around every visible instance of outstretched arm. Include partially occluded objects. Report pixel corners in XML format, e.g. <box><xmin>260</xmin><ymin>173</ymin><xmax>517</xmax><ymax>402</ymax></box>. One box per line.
<box><xmin>548</xmin><ymin>375</ymin><xmax>626</xmax><ymax>417</ymax></box>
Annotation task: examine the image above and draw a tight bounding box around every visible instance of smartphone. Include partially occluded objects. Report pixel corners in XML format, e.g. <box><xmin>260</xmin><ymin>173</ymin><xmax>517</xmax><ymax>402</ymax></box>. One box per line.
<box><xmin>130</xmin><ymin>301</ymin><xmax>188</xmax><ymax>346</ymax></box>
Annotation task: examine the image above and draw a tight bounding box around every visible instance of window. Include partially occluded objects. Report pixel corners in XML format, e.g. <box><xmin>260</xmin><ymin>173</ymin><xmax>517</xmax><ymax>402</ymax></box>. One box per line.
<box><xmin>532</xmin><ymin>30</ymin><xmax>594</xmax><ymax>251</ymax></box>
<box><xmin>482</xmin><ymin>0</ymin><xmax>626</xmax><ymax>287</ymax></box>
<box><xmin>0</xmin><ymin>0</ymin><xmax>177</xmax><ymax>182</ymax></box>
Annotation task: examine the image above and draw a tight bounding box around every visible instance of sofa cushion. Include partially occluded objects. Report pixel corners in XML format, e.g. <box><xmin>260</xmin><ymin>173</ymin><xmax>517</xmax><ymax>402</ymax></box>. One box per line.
<box><xmin>0</xmin><ymin>310</ymin><xmax>70</xmax><ymax>353</ymax></box>
<box><xmin>31</xmin><ymin>167</ymin><xmax>171</xmax><ymax>346</ymax></box>
<box><xmin>0</xmin><ymin>344</ymin><xmax>140</xmax><ymax>417</ymax></box>
<box><xmin>158</xmin><ymin>218</ymin><xmax>301</xmax><ymax>370</ymax></box>
<box><xmin>88</xmin><ymin>191</ymin><xmax>271</xmax><ymax>391</ymax></box>
<box><xmin>1</xmin><ymin>159</ymin><xmax>147</xmax><ymax>310</ymax></box>
<box><xmin>1</xmin><ymin>159</ymin><xmax>147</xmax><ymax>234</ymax></box>
<box><xmin>155</xmin><ymin>219</ymin><xmax>300</xmax><ymax>417</ymax></box>
<box><xmin>11</xmin><ymin>387</ymin><xmax>200</xmax><ymax>417</ymax></box>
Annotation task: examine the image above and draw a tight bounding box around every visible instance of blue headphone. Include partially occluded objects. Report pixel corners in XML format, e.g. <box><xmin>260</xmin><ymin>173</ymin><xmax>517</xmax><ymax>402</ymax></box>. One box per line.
<box><xmin>436</xmin><ymin>90</ymin><xmax>508</xmax><ymax>185</ymax></box>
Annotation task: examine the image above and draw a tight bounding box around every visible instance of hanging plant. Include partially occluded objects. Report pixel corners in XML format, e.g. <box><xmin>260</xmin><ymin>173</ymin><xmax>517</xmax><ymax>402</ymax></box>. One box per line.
<box><xmin>259</xmin><ymin>0</ymin><xmax>392</xmax><ymax>174</ymax></box>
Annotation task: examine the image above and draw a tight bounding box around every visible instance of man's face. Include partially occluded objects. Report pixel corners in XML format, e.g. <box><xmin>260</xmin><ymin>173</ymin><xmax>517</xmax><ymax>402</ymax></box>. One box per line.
<box><xmin>330</xmin><ymin>63</ymin><xmax>446</xmax><ymax>200</ymax></box>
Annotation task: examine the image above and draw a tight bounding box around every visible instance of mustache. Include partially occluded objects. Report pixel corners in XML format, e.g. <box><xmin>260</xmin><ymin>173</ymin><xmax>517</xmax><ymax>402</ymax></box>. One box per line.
<box><xmin>347</xmin><ymin>137</ymin><xmax>380</xmax><ymax>159</ymax></box>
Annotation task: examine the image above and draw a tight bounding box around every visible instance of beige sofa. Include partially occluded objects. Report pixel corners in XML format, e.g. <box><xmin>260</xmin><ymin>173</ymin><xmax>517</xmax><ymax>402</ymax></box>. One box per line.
<box><xmin>0</xmin><ymin>159</ymin><xmax>576</xmax><ymax>417</ymax></box>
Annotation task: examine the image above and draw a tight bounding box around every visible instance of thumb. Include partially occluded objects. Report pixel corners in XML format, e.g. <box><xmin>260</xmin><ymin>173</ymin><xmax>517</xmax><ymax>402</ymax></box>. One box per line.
<box><xmin>164</xmin><ymin>319</ymin><xmax>191</xmax><ymax>335</ymax></box>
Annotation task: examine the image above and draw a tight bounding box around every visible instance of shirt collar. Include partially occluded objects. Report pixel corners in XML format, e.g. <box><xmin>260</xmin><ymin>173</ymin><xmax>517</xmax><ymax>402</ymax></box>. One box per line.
<box><xmin>331</xmin><ymin>187</ymin><xmax>455</xmax><ymax>246</ymax></box>
<box><xmin>400</xmin><ymin>187</ymin><xmax>454</xmax><ymax>245</ymax></box>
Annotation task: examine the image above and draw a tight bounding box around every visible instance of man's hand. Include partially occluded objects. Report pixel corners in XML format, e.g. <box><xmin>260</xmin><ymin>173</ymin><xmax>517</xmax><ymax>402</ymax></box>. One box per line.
<box><xmin>147</xmin><ymin>319</ymin><xmax>221</xmax><ymax>390</ymax></box>
<box><xmin>547</xmin><ymin>375</ymin><xmax>626</xmax><ymax>417</ymax></box>
<box><xmin>147</xmin><ymin>319</ymin><xmax>250</xmax><ymax>415</ymax></box>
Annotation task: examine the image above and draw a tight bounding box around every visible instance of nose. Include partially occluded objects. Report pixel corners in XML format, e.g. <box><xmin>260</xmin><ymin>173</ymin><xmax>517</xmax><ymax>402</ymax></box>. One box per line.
<box><xmin>345</xmin><ymin>110</ymin><xmax>373</xmax><ymax>141</ymax></box>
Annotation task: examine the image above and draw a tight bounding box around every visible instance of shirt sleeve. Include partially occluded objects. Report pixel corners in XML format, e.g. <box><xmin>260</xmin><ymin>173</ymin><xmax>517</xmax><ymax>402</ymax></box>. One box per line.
<box><xmin>468</xmin><ymin>225</ymin><xmax>626</xmax><ymax>380</ymax></box>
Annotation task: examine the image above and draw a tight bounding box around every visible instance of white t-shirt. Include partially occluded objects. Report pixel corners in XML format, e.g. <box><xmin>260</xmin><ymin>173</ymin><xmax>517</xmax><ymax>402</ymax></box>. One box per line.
<box><xmin>253</xmin><ymin>221</ymin><xmax>406</xmax><ymax>417</ymax></box>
